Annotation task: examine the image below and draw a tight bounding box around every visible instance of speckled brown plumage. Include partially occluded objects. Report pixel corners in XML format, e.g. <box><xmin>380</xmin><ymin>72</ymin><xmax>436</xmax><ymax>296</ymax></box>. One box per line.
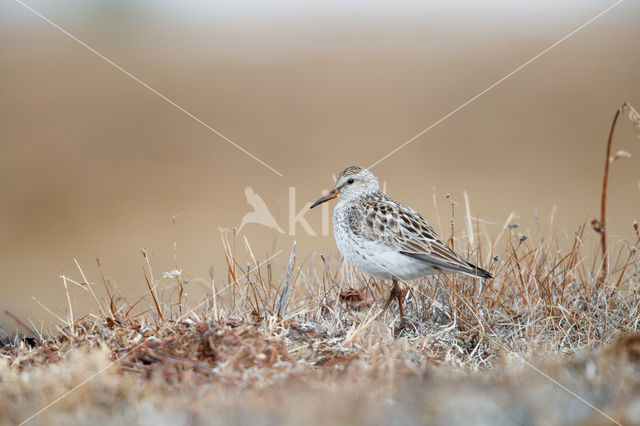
<box><xmin>339</xmin><ymin>190</ymin><xmax>491</xmax><ymax>279</ymax></box>
<box><xmin>311</xmin><ymin>165</ymin><xmax>492</xmax><ymax>329</ymax></box>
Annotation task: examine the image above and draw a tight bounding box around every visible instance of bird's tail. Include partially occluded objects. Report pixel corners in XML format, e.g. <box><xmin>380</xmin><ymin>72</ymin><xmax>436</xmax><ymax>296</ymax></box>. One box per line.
<box><xmin>464</xmin><ymin>263</ymin><xmax>493</xmax><ymax>279</ymax></box>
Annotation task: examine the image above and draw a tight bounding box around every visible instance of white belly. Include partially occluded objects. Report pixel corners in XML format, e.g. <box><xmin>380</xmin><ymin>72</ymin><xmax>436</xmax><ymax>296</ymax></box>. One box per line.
<box><xmin>333</xmin><ymin>208</ymin><xmax>437</xmax><ymax>281</ymax></box>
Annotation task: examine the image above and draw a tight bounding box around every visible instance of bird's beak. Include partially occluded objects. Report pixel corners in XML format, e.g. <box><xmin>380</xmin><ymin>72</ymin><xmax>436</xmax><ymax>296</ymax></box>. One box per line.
<box><xmin>310</xmin><ymin>188</ymin><xmax>339</xmax><ymax>209</ymax></box>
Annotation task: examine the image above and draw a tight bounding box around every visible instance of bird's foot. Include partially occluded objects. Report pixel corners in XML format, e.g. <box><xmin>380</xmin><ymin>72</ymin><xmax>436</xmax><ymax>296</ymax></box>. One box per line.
<box><xmin>392</xmin><ymin>320</ymin><xmax>407</xmax><ymax>337</ymax></box>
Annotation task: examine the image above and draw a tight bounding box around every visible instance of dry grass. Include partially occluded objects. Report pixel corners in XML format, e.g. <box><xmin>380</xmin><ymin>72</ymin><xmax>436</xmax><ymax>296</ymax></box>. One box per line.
<box><xmin>2</xmin><ymin>217</ymin><xmax>640</xmax><ymax>425</ymax></box>
<box><xmin>2</xmin><ymin>105</ymin><xmax>640</xmax><ymax>426</ymax></box>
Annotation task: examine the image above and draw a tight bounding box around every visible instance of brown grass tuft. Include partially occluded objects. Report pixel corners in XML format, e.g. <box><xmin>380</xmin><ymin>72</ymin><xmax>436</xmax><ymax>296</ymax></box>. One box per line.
<box><xmin>3</xmin><ymin>104</ymin><xmax>640</xmax><ymax>424</ymax></box>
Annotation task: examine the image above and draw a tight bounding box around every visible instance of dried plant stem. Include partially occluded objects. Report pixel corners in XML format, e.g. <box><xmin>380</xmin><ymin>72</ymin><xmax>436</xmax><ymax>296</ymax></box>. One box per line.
<box><xmin>31</xmin><ymin>296</ymin><xmax>66</xmax><ymax>324</ymax></box>
<box><xmin>244</xmin><ymin>235</ymin><xmax>267</xmax><ymax>295</ymax></box>
<box><xmin>432</xmin><ymin>187</ymin><xmax>442</xmax><ymax>235</ymax></box>
<box><xmin>597</xmin><ymin>101</ymin><xmax>639</xmax><ymax>280</ymax></box>
<box><xmin>74</xmin><ymin>259</ymin><xmax>108</xmax><ymax>318</ymax></box>
<box><xmin>221</xmin><ymin>232</ymin><xmax>238</xmax><ymax>304</ymax></box>
<box><xmin>96</xmin><ymin>256</ymin><xmax>116</xmax><ymax>317</ymax></box>
<box><xmin>463</xmin><ymin>190</ymin><xmax>474</xmax><ymax>247</ymax></box>
<box><xmin>171</xmin><ymin>215</ymin><xmax>184</xmax><ymax>316</ymax></box>
<box><xmin>209</xmin><ymin>266</ymin><xmax>219</xmax><ymax>322</ymax></box>
<box><xmin>142</xmin><ymin>249</ymin><xmax>164</xmax><ymax>322</ymax></box>
<box><xmin>598</xmin><ymin>107</ymin><xmax>621</xmax><ymax>276</ymax></box>
<box><xmin>278</xmin><ymin>241</ymin><xmax>296</xmax><ymax>317</ymax></box>
<box><xmin>447</xmin><ymin>193</ymin><xmax>456</xmax><ymax>249</ymax></box>
<box><xmin>141</xmin><ymin>249</ymin><xmax>164</xmax><ymax>324</ymax></box>
<box><xmin>143</xmin><ymin>267</ymin><xmax>163</xmax><ymax>326</ymax></box>
<box><xmin>60</xmin><ymin>272</ymin><xmax>75</xmax><ymax>336</ymax></box>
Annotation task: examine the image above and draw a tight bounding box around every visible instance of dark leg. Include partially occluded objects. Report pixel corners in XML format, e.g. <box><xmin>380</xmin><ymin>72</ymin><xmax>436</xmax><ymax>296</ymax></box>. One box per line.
<box><xmin>382</xmin><ymin>279</ymin><xmax>406</xmax><ymax>331</ymax></box>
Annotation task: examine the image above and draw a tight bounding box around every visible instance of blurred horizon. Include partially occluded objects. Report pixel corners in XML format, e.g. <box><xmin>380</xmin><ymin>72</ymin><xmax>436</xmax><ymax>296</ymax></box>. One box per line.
<box><xmin>1</xmin><ymin>0</ymin><xmax>639</xmax><ymax>334</ymax></box>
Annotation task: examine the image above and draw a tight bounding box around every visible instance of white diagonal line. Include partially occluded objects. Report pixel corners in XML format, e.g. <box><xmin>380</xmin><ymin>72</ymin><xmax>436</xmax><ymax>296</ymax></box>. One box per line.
<box><xmin>521</xmin><ymin>359</ymin><xmax>621</xmax><ymax>425</ymax></box>
<box><xmin>368</xmin><ymin>0</ymin><xmax>625</xmax><ymax>170</ymax></box>
<box><xmin>18</xmin><ymin>250</ymin><xmax>282</xmax><ymax>425</ymax></box>
<box><xmin>12</xmin><ymin>0</ymin><xmax>283</xmax><ymax>177</ymax></box>
<box><xmin>17</xmin><ymin>344</ymin><xmax>140</xmax><ymax>426</ymax></box>
<box><xmin>358</xmin><ymin>257</ymin><xmax>621</xmax><ymax>424</ymax></box>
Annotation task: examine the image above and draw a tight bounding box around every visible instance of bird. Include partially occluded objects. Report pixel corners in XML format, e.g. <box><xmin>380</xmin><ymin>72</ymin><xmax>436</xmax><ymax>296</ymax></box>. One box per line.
<box><xmin>310</xmin><ymin>165</ymin><xmax>492</xmax><ymax>330</ymax></box>
<box><xmin>238</xmin><ymin>186</ymin><xmax>285</xmax><ymax>234</ymax></box>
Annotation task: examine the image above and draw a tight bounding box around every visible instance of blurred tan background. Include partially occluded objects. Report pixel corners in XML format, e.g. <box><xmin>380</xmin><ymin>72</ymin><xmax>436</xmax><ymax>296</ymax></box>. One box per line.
<box><xmin>1</xmin><ymin>0</ymin><xmax>639</xmax><ymax>334</ymax></box>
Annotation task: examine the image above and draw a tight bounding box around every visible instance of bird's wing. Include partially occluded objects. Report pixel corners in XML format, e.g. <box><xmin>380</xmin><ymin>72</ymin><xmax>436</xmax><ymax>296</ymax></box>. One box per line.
<box><xmin>358</xmin><ymin>194</ymin><xmax>487</xmax><ymax>275</ymax></box>
<box><xmin>399</xmin><ymin>251</ymin><xmax>492</xmax><ymax>278</ymax></box>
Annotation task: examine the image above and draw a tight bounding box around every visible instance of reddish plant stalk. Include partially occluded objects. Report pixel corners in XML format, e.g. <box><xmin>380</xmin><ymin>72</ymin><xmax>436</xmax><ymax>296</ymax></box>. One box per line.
<box><xmin>598</xmin><ymin>106</ymin><xmax>623</xmax><ymax>277</ymax></box>
<box><xmin>598</xmin><ymin>101</ymin><xmax>639</xmax><ymax>280</ymax></box>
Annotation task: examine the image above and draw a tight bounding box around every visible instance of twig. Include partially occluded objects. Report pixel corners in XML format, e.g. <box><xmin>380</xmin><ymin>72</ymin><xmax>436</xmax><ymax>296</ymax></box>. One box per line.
<box><xmin>446</xmin><ymin>193</ymin><xmax>456</xmax><ymax>249</ymax></box>
<box><xmin>171</xmin><ymin>214</ymin><xmax>184</xmax><ymax>316</ymax></box>
<box><xmin>74</xmin><ymin>258</ymin><xmax>108</xmax><ymax>318</ymax></box>
<box><xmin>31</xmin><ymin>296</ymin><xmax>66</xmax><ymax>324</ymax></box>
<box><xmin>142</xmin><ymin>267</ymin><xmax>161</xmax><ymax>327</ymax></box>
<box><xmin>432</xmin><ymin>186</ymin><xmax>443</xmax><ymax>235</ymax></box>
<box><xmin>278</xmin><ymin>241</ymin><xmax>296</xmax><ymax>317</ymax></box>
<box><xmin>209</xmin><ymin>266</ymin><xmax>219</xmax><ymax>322</ymax></box>
<box><xmin>96</xmin><ymin>256</ymin><xmax>116</xmax><ymax>317</ymax></box>
<box><xmin>141</xmin><ymin>249</ymin><xmax>163</xmax><ymax>324</ymax></box>
<box><xmin>60</xmin><ymin>272</ymin><xmax>75</xmax><ymax>336</ymax></box>
<box><xmin>595</xmin><ymin>102</ymin><xmax>640</xmax><ymax>281</ymax></box>
<box><xmin>463</xmin><ymin>190</ymin><xmax>474</xmax><ymax>247</ymax></box>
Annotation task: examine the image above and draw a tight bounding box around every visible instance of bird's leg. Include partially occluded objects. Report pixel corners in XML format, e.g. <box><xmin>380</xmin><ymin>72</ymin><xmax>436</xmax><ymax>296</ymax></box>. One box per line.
<box><xmin>382</xmin><ymin>285</ymin><xmax>394</xmax><ymax>312</ymax></box>
<box><xmin>382</xmin><ymin>279</ymin><xmax>406</xmax><ymax>331</ymax></box>
<box><xmin>392</xmin><ymin>279</ymin><xmax>406</xmax><ymax>331</ymax></box>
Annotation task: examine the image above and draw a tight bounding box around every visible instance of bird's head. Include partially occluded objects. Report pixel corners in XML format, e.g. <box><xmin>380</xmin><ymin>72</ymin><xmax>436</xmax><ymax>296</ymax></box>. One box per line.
<box><xmin>310</xmin><ymin>165</ymin><xmax>381</xmax><ymax>208</ymax></box>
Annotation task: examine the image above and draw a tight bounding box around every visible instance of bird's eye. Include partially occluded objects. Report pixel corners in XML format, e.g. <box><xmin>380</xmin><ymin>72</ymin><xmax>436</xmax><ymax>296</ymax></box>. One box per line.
<box><xmin>347</xmin><ymin>178</ymin><xmax>354</xmax><ymax>184</ymax></box>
